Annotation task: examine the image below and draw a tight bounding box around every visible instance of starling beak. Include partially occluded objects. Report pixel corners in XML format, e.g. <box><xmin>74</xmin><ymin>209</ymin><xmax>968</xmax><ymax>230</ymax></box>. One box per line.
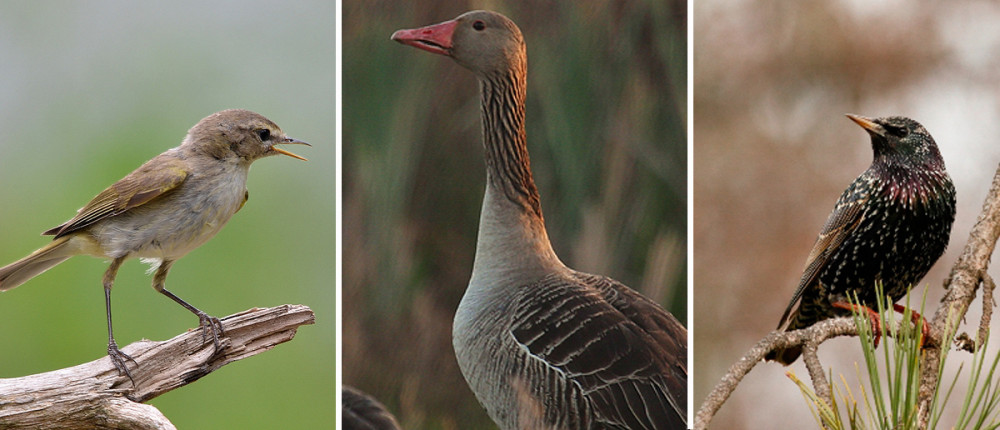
<box><xmin>766</xmin><ymin>115</ymin><xmax>956</xmax><ymax>365</ymax></box>
<box><xmin>846</xmin><ymin>114</ymin><xmax>881</xmax><ymax>134</ymax></box>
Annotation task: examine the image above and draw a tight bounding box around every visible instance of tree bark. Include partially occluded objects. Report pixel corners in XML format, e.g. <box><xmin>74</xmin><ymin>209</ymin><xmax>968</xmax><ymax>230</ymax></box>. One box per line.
<box><xmin>0</xmin><ymin>304</ymin><xmax>314</xmax><ymax>430</ymax></box>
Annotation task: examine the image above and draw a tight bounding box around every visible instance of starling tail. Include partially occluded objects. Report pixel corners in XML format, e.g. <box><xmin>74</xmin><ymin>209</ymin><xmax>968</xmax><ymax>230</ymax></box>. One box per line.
<box><xmin>766</xmin><ymin>115</ymin><xmax>956</xmax><ymax>365</ymax></box>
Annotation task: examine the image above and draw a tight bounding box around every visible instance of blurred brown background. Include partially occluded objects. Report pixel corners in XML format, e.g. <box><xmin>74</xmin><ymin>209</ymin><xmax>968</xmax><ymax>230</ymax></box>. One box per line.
<box><xmin>695</xmin><ymin>1</ymin><xmax>1000</xmax><ymax>428</ymax></box>
<box><xmin>344</xmin><ymin>1</ymin><xmax>686</xmax><ymax>428</ymax></box>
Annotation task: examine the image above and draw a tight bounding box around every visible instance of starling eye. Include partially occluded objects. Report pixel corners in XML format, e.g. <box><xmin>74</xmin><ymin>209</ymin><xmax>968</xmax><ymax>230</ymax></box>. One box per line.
<box><xmin>473</xmin><ymin>20</ymin><xmax>485</xmax><ymax>31</ymax></box>
<box><xmin>885</xmin><ymin>124</ymin><xmax>909</xmax><ymax>137</ymax></box>
<box><xmin>255</xmin><ymin>128</ymin><xmax>271</xmax><ymax>141</ymax></box>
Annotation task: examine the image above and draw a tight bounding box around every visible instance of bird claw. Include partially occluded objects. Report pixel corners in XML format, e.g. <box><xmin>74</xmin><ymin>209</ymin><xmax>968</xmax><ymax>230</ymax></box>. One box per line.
<box><xmin>868</xmin><ymin>312</ymin><xmax>883</xmax><ymax>349</ymax></box>
<box><xmin>892</xmin><ymin>304</ymin><xmax>929</xmax><ymax>349</ymax></box>
<box><xmin>108</xmin><ymin>342</ymin><xmax>137</xmax><ymax>385</ymax></box>
<box><xmin>832</xmin><ymin>301</ymin><xmax>882</xmax><ymax>348</ymax></box>
<box><xmin>833</xmin><ymin>301</ymin><xmax>930</xmax><ymax>351</ymax></box>
<box><xmin>196</xmin><ymin>312</ymin><xmax>225</xmax><ymax>354</ymax></box>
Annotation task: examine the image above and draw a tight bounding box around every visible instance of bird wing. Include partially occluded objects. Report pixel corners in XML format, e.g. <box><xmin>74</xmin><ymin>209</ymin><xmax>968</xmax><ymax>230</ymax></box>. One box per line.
<box><xmin>776</xmin><ymin>183</ymin><xmax>869</xmax><ymax>329</ymax></box>
<box><xmin>44</xmin><ymin>154</ymin><xmax>189</xmax><ymax>238</ymax></box>
<box><xmin>509</xmin><ymin>272</ymin><xmax>687</xmax><ymax>430</ymax></box>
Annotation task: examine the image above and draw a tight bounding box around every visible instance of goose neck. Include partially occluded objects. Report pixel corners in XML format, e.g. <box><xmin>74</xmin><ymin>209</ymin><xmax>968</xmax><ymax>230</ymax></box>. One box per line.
<box><xmin>478</xmin><ymin>69</ymin><xmax>541</xmax><ymax>218</ymax></box>
<box><xmin>469</xmin><ymin>69</ymin><xmax>563</xmax><ymax>289</ymax></box>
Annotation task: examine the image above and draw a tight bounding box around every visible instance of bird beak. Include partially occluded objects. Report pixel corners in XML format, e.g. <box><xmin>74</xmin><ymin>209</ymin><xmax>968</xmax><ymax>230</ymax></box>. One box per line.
<box><xmin>272</xmin><ymin>137</ymin><xmax>311</xmax><ymax>161</ymax></box>
<box><xmin>390</xmin><ymin>19</ymin><xmax>458</xmax><ymax>57</ymax></box>
<box><xmin>846</xmin><ymin>114</ymin><xmax>885</xmax><ymax>137</ymax></box>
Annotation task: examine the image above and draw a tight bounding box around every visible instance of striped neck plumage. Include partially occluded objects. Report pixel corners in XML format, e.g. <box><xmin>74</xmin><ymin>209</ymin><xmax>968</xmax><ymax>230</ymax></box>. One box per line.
<box><xmin>469</xmin><ymin>64</ymin><xmax>563</xmax><ymax>282</ymax></box>
<box><xmin>478</xmin><ymin>66</ymin><xmax>542</xmax><ymax>220</ymax></box>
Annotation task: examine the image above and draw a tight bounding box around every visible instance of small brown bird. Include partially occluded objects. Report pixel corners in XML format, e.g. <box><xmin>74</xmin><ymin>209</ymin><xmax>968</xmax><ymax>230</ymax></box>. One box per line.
<box><xmin>0</xmin><ymin>109</ymin><xmax>309</xmax><ymax>379</ymax></box>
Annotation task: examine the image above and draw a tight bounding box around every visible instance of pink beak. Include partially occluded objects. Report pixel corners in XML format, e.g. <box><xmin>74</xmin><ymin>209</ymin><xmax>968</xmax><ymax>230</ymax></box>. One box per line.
<box><xmin>390</xmin><ymin>19</ymin><xmax>458</xmax><ymax>57</ymax></box>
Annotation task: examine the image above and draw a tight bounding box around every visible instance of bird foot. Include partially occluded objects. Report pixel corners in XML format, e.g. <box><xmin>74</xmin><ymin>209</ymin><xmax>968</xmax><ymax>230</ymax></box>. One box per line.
<box><xmin>832</xmin><ymin>301</ymin><xmax>882</xmax><ymax>348</ymax></box>
<box><xmin>108</xmin><ymin>341</ymin><xmax>137</xmax><ymax>385</ymax></box>
<box><xmin>196</xmin><ymin>312</ymin><xmax>226</xmax><ymax>354</ymax></box>
<box><xmin>892</xmin><ymin>304</ymin><xmax>929</xmax><ymax>348</ymax></box>
<box><xmin>832</xmin><ymin>301</ymin><xmax>929</xmax><ymax>350</ymax></box>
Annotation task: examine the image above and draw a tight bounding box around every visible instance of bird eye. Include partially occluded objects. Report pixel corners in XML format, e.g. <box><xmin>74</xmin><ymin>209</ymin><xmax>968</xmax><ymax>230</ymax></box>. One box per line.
<box><xmin>473</xmin><ymin>20</ymin><xmax>485</xmax><ymax>31</ymax></box>
<box><xmin>255</xmin><ymin>128</ymin><xmax>271</xmax><ymax>141</ymax></box>
<box><xmin>886</xmin><ymin>124</ymin><xmax>909</xmax><ymax>137</ymax></box>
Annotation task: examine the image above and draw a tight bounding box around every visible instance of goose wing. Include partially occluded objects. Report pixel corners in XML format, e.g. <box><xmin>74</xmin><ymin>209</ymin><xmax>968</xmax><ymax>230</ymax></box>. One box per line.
<box><xmin>510</xmin><ymin>272</ymin><xmax>687</xmax><ymax>429</ymax></box>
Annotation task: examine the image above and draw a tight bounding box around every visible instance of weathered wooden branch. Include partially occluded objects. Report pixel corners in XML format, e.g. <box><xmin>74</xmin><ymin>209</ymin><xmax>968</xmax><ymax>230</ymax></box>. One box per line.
<box><xmin>0</xmin><ymin>304</ymin><xmax>314</xmax><ymax>430</ymax></box>
<box><xmin>696</xmin><ymin>164</ymin><xmax>1000</xmax><ymax>429</ymax></box>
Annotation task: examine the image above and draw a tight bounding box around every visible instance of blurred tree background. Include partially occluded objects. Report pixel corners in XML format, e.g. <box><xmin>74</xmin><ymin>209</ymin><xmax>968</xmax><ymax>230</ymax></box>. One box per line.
<box><xmin>695</xmin><ymin>1</ymin><xmax>1000</xmax><ymax>428</ymax></box>
<box><xmin>0</xmin><ymin>1</ymin><xmax>334</xmax><ymax>428</ymax></box>
<box><xmin>343</xmin><ymin>1</ymin><xmax>686</xmax><ymax>428</ymax></box>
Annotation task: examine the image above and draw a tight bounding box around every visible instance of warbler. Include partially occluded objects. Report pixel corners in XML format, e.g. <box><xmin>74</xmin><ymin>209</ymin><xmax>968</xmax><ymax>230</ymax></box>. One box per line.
<box><xmin>0</xmin><ymin>109</ymin><xmax>309</xmax><ymax>380</ymax></box>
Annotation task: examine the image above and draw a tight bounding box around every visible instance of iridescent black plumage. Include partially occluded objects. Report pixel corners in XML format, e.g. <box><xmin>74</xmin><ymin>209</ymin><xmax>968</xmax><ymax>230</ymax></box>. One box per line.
<box><xmin>767</xmin><ymin>115</ymin><xmax>956</xmax><ymax>365</ymax></box>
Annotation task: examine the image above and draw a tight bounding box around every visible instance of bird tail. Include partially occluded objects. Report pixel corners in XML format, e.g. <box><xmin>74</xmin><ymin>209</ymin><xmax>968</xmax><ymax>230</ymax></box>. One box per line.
<box><xmin>766</xmin><ymin>303</ymin><xmax>813</xmax><ymax>365</ymax></box>
<box><xmin>764</xmin><ymin>346</ymin><xmax>802</xmax><ymax>365</ymax></box>
<box><xmin>0</xmin><ymin>236</ymin><xmax>75</xmax><ymax>291</ymax></box>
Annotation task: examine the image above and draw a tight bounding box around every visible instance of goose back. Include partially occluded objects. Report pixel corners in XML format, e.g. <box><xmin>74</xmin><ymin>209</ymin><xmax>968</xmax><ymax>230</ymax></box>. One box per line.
<box><xmin>454</xmin><ymin>270</ymin><xmax>687</xmax><ymax>429</ymax></box>
<box><xmin>342</xmin><ymin>386</ymin><xmax>402</xmax><ymax>430</ymax></box>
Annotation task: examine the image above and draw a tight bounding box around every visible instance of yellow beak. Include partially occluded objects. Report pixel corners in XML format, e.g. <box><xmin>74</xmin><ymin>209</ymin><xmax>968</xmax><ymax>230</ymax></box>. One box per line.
<box><xmin>273</xmin><ymin>138</ymin><xmax>311</xmax><ymax>161</ymax></box>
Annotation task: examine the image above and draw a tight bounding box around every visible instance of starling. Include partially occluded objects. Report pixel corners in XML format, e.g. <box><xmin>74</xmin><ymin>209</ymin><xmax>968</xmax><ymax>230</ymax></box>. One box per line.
<box><xmin>766</xmin><ymin>114</ymin><xmax>956</xmax><ymax>365</ymax></box>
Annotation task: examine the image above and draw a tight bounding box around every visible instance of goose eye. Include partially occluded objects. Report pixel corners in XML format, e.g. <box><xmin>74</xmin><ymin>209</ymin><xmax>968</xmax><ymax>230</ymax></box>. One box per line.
<box><xmin>473</xmin><ymin>20</ymin><xmax>485</xmax><ymax>31</ymax></box>
<box><xmin>255</xmin><ymin>128</ymin><xmax>271</xmax><ymax>141</ymax></box>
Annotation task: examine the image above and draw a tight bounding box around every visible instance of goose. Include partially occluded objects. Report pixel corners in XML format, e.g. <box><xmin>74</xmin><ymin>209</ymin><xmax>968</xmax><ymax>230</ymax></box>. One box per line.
<box><xmin>391</xmin><ymin>10</ymin><xmax>687</xmax><ymax>429</ymax></box>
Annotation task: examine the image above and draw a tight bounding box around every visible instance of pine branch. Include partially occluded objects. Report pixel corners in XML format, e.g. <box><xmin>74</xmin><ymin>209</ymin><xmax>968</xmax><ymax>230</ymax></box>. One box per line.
<box><xmin>693</xmin><ymin>317</ymin><xmax>858</xmax><ymax>429</ymax></box>
<box><xmin>916</xmin><ymin>165</ymin><xmax>1000</xmax><ymax>428</ymax></box>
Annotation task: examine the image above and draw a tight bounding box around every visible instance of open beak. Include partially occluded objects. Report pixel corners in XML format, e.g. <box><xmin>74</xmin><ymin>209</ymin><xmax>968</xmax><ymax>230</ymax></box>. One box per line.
<box><xmin>846</xmin><ymin>114</ymin><xmax>885</xmax><ymax>137</ymax></box>
<box><xmin>390</xmin><ymin>19</ymin><xmax>458</xmax><ymax>57</ymax></box>
<box><xmin>272</xmin><ymin>137</ymin><xmax>311</xmax><ymax>161</ymax></box>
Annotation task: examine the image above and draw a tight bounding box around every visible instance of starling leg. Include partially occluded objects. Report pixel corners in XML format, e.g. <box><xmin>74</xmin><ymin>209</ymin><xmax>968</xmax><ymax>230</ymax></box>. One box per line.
<box><xmin>892</xmin><ymin>304</ymin><xmax>929</xmax><ymax>347</ymax></box>
<box><xmin>103</xmin><ymin>257</ymin><xmax>136</xmax><ymax>384</ymax></box>
<box><xmin>831</xmin><ymin>301</ymin><xmax>882</xmax><ymax>348</ymax></box>
<box><xmin>152</xmin><ymin>260</ymin><xmax>225</xmax><ymax>353</ymax></box>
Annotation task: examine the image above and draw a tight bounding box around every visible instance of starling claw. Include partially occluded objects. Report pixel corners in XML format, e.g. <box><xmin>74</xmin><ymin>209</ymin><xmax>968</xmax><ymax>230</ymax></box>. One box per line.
<box><xmin>892</xmin><ymin>304</ymin><xmax>930</xmax><ymax>349</ymax></box>
<box><xmin>832</xmin><ymin>301</ymin><xmax>883</xmax><ymax>349</ymax></box>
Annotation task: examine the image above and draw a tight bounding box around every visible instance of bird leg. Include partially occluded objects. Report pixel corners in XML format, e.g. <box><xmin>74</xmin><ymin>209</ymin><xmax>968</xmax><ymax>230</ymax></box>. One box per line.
<box><xmin>892</xmin><ymin>303</ymin><xmax>929</xmax><ymax>348</ymax></box>
<box><xmin>152</xmin><ymin>260</ymin><xmax>225</xmax><ymax>354</ymax></box>
<box><xmin>831</xmin><ymin>301</ymin><xmax>882</xmax><ymax>348</ymax></box>
<box><xmin>103</xmin><ymin>257</ymin><xmax>136</xmax><ymax>384</ymax></box>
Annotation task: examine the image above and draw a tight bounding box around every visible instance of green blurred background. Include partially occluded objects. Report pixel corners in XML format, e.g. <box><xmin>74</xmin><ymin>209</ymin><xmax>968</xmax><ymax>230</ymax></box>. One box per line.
<box><xmin>0</xmin><ymin>1</ymin><xmax>334</xmax><ymax>428</ymax></box>
<box><xmin>343</xmin><ymin>1</ymin><xmax>686</xmax><ymax>428</ymax></box>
